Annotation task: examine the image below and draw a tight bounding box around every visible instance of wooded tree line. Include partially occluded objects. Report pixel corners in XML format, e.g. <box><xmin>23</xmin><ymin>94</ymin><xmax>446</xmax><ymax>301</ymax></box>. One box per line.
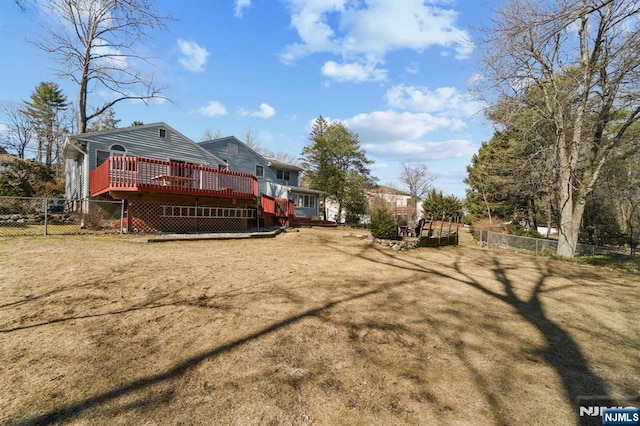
<box><xmin>466</xmin><ymin>0</ymin><xmax>640</xmax><ymax>257</ymax></box>
<box><xmin>1</xmin><ymin>82</ymin><xmax>126</xmax><ymax>169</ymax></box>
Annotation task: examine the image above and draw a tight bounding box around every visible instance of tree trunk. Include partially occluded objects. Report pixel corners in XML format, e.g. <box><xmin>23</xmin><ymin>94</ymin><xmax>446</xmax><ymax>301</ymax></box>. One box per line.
<box><xmin>322</xmin><ymin>195</ymin><xmax>327</xmax><ymax>221</ymax></box>
<box><xmin>481</xmin><ymin>184</ymin><xmax>492</xmax><ymax>225</ymax></box>
<box><xmin>556</xmin><ymin>179</ymin><xmax>587</xmax><ymax>257</ymax></box>
<box><xmin>527</xmin><ymin>196</ymin><xmax>537</xmax><ymax>231</ymax></box>
<box><xmin>546</xmin><ymin>193</ymin><xmax>553</xmax><ymax>239</ymax></box>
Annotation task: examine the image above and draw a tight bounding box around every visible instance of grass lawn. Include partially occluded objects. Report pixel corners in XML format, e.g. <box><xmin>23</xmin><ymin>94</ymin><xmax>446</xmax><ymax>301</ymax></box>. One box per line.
<box><xmin>0</xmin><ymin>227</ymin><xmax>638</xmax><ymax>425</ymax></box>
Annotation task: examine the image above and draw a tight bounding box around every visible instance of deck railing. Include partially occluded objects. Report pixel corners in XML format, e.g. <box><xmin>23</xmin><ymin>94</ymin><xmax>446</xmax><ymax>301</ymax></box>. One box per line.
<box><xmin>261</xmin><ymin>194</ymin><xmax>294</xmax><ymax>217</ymax></box>
<box><xmin>90</xmin><ymin>156</ymin><xmax>258</xmax><ymax>199</ymax></box>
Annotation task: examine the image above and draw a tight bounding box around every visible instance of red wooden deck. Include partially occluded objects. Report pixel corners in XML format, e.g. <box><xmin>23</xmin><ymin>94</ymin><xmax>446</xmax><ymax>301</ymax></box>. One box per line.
<box><xmin>260</xmin><ymin>194</ymin><xmax>295</xmax><ymax>226</ymax></box>
<box><xmin>90</xmin><ymin>156</ymin><xmax>258</xmax><ymax>199</ymax></box>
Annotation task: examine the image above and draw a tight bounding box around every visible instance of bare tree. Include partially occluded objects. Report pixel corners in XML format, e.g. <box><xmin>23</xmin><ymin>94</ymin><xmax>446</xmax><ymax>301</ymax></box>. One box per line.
<box><xmin>261</xmin><ymin>150</ymin><xmax>300</xmax><ymax>166</ymax></box>
<box><xmin>0</xmin><ymin>102</ymin><xmax>35</xmax><ymax>159</ymax></box>
<box><xmin>200</xmin><ymin>128</ymin><xmax>223</xmax><ymax>142</ymax></box>
<box><xmin>243</xmin><ymin>127</ymin><xmax>259</xmax><ymax>149</ymax></box>
<box><xmin>481</xmin><ymin>0</ymin><xmax>640</xmax><ymax>257</ymax></box>
<box><xmin>400</xmin><ymin>162</ymin><xmax>434</xmax><ymax>200</ymax></box>
<box><xmin>31</xmin><ymin>0</ymin><xmax>170</xmax><ymax>133</ymax></box>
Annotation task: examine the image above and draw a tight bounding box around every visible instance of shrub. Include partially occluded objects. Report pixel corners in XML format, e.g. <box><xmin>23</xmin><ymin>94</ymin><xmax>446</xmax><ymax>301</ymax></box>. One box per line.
<box><xmin>370</xmin><ymin>207</ymin><xmax>398</xmax><ymax>239</ymax></box>
<box><xmin>0</xmin><ymin>157</ymin><xmax>63</xmax><ymax>197</ymax></box>
<box><xmin>507</xmin><ymin>220</ymin><xmax>542</xmax><ymax>238</ymax></box>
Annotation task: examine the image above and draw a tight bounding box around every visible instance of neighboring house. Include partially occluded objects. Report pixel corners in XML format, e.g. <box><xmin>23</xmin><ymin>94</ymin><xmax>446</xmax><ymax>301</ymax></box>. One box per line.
<box><xmin>325</xmin><ymin>185</ymin><xmax>420</xmax><ymax>225</ymax></box>
<box><xmin>366</xmin><ymin>185</ymin><xmax>420</xmax><ymax>221</ymax></box>
<box><xmin>62</xmin><ymin>123</ymin><xmax>261</xmax><ymax>232</ymax></box>
<box><xmin>199</xmin><ymin>136</ymin><xmax>322</xmax><ymax>219</ymax></box>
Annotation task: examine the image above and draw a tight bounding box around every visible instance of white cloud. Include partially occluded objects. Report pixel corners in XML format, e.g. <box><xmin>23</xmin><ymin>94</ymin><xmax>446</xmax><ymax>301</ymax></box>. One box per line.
<box><xmin>252</xmin><ymin>103</ymin><xmax>276</xmax><ymax>119</ymax></box>
<box><xmin>238</xmin><ymin>103</ymin><xmax>276</xmax><ymax>119</ymax></box>
<box><xmin>363</xmin><ymin>139</ymin><xmax>476</xmax><ymax>161</ymax></box>
<box><xmin>340</xmin><ymin>107</ymin><xmax>476</xmax><ymax>161</ymax></box>
<box><xmin>321</xmin><ymin>60</ymin><xmax>387</xmax><ymax>82</ymax></box>
<box><xmin>344</xmin><ymin>110</ymin><xmax>465</xmax><ymax>143</ymax></box>
<box><xmin>177</xmin><ymin>39</ymin><xmax>210</xmax><ymax>72</ymax></box>
<box><xmin>199</xmin><ymin>101</ymin><xmax>228</xmax><ymax>117</ymax></box>
<box><xmin>130</xmin><ymin>96</ymin><xmax>167</xmax><ymax>105</ymax></box>
<box><xmin>92</xmin><ymin>42</ymin><xmax>128</xmax><ymax>69</ymax></box>
<box><xmin>405</xmin><ymin>62</ymin><xmax>420</xmax><ymax>74</ymax></box>
<box><xmin>370</xmin><ymin>161</ymin><xmax>389</xmax><ymax>170</ymax></box>
<box><xmin>281</xmin><ymin>0</ymin><xmax>474</xmax><ymax>80</ymax></box>
<box><xmin>234</xmin><ymin>0</ymin><xmax>251</xmax><ymax>18</ymax></box>
<box><xmin>385</xmin><ymin>84</ymin><xmax>484</xmax><ymax>117</ymax></box>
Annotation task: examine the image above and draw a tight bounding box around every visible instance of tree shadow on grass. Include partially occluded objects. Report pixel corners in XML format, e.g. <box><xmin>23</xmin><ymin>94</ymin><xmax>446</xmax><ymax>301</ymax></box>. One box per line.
<box><xmin>486</xmin><ymin>259</ymin><xmax>609</xmax><ymax>403</ymax></box>
<box><xmin>10</xmin><ymin>239</ymin><xmax>624</xmax><ymax>425</ymax></box>
<box><xmin>331</xmin><ymin>242</ymin><xmax>613</xmax><ymax>424</ymax></box>
<box><xmin>14</xmin><ymin>285</ymin><xmax>397</xmax><ymax>425</ymax></box>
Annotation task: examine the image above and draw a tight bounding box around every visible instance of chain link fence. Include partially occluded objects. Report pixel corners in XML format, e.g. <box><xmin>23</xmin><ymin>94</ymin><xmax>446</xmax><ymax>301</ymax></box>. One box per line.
<box><xmin>0</xmin><ymin>196</ymin><xmax>124</xmax><ymax>236</ymax></box>
<box><xmin>0</xmin><ymin>196</ymin><xmax>280</xmax><ymax>236</ymax></box>
<box><xmin>475</xmin><ymin>229</ymin><xmax>621</xmax><ymax>256</ymax></box>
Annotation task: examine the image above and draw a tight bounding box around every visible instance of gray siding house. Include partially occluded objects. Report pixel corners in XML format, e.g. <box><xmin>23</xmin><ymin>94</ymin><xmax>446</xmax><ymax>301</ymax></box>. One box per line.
<box><xmin>62</xmin><ymin>123</ymin><xmax>264</xmax><ymax>233</ymax></box>
<box><xmin>199</xmin><ymin>136</ymin><xmax>322</xmax><ymax>219</ymax></box>
<box><xmin>63</xmin><ymin>123</ymin><xmax>227</xmax><ymax>201</ymax></box>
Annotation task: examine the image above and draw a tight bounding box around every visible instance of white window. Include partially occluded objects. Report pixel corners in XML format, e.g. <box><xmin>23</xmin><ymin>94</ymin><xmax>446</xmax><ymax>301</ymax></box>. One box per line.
<box><xmin>294</xmin><ymin>194</ymin><xmax>315</xmax><ymax>208</ymax></box>
<box><xmin>276</xmin><ymin>169</ymin><xmax>290</xmax><ymax>180</ymax></box>
<box><xmin>159</xmin><ymin>128</ymin><xmax>167</xmax><ymax>138</ymax></box>
<box><xmin>96</xmin><ymin>144</ymin><xmax>127</xmax><ymax>167</ymax></box>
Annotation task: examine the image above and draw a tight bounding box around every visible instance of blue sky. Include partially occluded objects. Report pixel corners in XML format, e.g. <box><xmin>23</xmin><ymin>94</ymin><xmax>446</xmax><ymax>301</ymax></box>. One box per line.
<box><xmin>0</xmin><ymin>0</ymin><xmax>500</xmax><ymax>198</ymax></box>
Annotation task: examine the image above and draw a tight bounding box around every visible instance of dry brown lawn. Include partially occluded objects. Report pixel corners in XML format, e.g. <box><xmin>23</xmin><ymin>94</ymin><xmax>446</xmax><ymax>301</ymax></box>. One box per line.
<box><xmin>0</xmin><ymin>227</ymin><xmax>638</xmax><ymax>425</ymax></box>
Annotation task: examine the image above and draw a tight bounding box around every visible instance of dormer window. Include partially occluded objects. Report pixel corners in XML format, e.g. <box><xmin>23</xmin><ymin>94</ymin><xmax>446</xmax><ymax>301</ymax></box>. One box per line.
<box><xmin>159</xmin><ymin>128</ymin><xmax>167</xmax><ymax>138</ymax></box>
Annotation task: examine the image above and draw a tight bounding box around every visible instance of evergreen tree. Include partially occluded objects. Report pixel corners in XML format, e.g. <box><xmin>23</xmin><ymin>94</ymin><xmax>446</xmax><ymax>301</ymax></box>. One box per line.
<box><xmin>22</xmin><ymin>82</ymin><xmax>69</xmax><ymax>169</ymax></box>
<box><xmin>87</xmin><ymin>108</ymin><xmax>120</xmax><ymax>132</ymax></box>
<box><xmin>422</xmin><ymin>189</ymin><xmax>463</xmax><ymax>220</ymax></box>
<box><xmin>465</xmin><ymin>129</ymin><xmax>549</xmax><ymax>229</ymax></box>
<box><xmin>370</xmin><ymin>206</ymin><xmax>398</xmax><ymax>239</ymax></box>
<box><xmin>301</xmin><ymin>116</ymin><xmax>375</xmax><ymax>222</ymax></box>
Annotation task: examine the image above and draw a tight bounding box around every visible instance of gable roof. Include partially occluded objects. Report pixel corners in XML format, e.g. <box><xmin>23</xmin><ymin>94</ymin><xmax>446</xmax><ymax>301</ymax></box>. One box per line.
<box><xmin>198</xmin><ymin>136</ymin><xmax>262</xmax><ymax>163</ymax></box>
<box><xmin>367</xmin><ymin>185</ymin><xmax>412</xmax><ymax>197</ymax></box>
<box><xmin>199</xmin><ymin>135</ymin><xmax>244</xmax><ymax>147</ymax></box>
<box><xmin>199</xmin><ymin>136</ymin><xmax>303</xmax><ymax>171</ymax></box>
<box><xmin>63</xmin><ymin>122</ymin><xmax>226</xmax><ymax>165</ymax></box>
<box><xmin>264</xmin><ymin>157</ymin><xmax>303</xmax><ymax>172</ymax></box>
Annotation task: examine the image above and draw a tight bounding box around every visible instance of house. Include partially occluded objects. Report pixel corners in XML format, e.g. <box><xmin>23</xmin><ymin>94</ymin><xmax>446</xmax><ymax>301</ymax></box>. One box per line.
<box><xmin>324</xmin><ymin>185</ymin><xmax>420</xmax><ymax>225</ymax></box>
<box><xmin>199</xmin><ymin>136</ymin><xmax>322</xmax><ymax>220</ymax></box>
<box><xmin>62</xmin><ymin>123</ymin><xmax>263</xmax><ymax>233</ymax></box>
<box><xmin>366</xmin><ymin>185</ymin><xmax>420</xmax><ymax>222</ymax></box>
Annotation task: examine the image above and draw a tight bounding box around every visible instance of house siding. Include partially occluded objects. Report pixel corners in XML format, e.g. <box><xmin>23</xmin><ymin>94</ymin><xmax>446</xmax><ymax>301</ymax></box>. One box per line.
<box><xmin>64</xmin><ymin>158</ymin><xmax>83</xmax><ymax>200</ymax></box>
<box><xmin>199</xmin><ymin>138</ymin><xmax>301</xmax><ymax>187</ymax></box>
<box><xmin>200</xmin><ymin>137</ymin><xmax>323</xmax><ymax>220</ymax></box>
<box><xmin>79</xmin><ymin>124</ymin><xmax>224</xmax><ymax>171</ymax></box>
<box><xmin>200</xmin><ymin>137</ymin><xmax>266</xmax><ymax>177</ymax></box>
<box><xmin>261</xmin><ymin>181</ymin><xmax>288</xmax><ymax>198</ymax></box>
